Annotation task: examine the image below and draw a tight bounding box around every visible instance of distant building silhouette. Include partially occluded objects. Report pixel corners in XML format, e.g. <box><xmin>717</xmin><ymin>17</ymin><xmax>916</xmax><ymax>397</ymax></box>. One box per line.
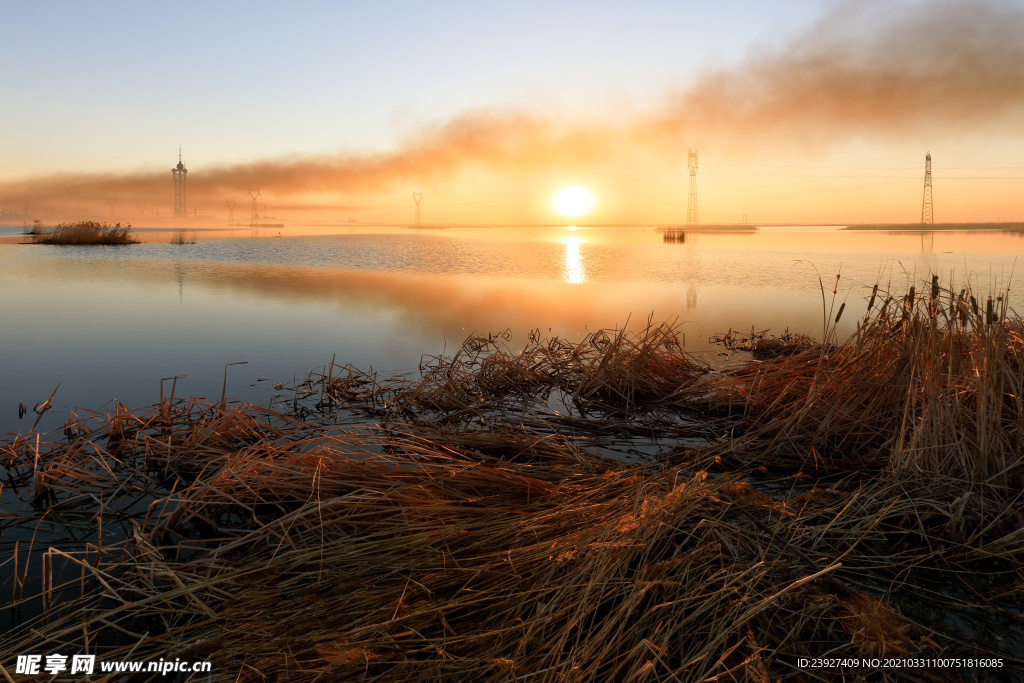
<box><xmin>172</xmin><ymin>147</ymin><xmax>188</xmax><ymax>219</ymax></box>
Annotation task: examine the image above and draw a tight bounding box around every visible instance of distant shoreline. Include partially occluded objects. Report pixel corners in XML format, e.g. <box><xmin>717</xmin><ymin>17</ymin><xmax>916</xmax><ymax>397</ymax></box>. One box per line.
<box><xmin>5</xmin><ymin>221</ymin><xmax>1022</xmax><ymax>233</ymax></box>
<box><xmin>843</xmin><ymin>222</ymin><xmax>1024</xmax><ymax>231</ymax></box>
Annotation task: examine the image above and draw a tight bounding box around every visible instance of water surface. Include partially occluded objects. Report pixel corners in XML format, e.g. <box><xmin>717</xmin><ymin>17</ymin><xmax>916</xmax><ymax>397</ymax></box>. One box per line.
<box><xmin>2</xmin><ymin>224</ymin><xmax>1021</xmax><ymax>434</ymax></box>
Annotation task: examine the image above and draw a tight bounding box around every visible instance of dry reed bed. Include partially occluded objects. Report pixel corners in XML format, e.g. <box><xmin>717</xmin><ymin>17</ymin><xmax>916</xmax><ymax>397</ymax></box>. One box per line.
<box><xmin>2</xmin><ymin>288</ymin><xmax>1023</xmax><ymax>681</ymax></box>
<box><xmin>312</xmin><ymin>322</ymin><xmax>716</xmax><ymax>440</ymax></box>
<box><xmin>33</xmin><ymin>220</ymin><xmax>139</xmax><ymax>245</ymax></box>
<box><xmin>702</xmin><ymin>284</ymin><xmax>1024</xmax><ymax>493</ymax></box>
<box><xmin>170</xmin><ymin>229</ymin><xmax>197</xmax><ymax>245</ymax></box>
<box><xmin>2</xmin><ymin>417</ymin><xmax>956</xmax><ymax>682</ymax></box>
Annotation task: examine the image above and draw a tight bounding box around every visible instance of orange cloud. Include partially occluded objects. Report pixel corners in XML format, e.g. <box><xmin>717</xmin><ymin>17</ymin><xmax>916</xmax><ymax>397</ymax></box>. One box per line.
<box><xmin>4</xmin><ymin>1</ymin><xmax>1022</xmax><ymax>223</ymax></box>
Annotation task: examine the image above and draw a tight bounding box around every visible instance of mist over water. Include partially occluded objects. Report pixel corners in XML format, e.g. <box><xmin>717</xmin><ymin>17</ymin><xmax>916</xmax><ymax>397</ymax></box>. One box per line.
<box><xmin>2</xmin><ymin>224</ymin><xmax>1021</xmax><ymax>434</ymax></box>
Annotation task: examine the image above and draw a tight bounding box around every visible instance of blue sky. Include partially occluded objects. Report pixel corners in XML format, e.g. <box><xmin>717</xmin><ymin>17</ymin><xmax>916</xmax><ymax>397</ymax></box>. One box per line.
<box><xmin>2</xmin><ymin>0</ymin><xmax>827</xmax><ymax>175</ymax></box>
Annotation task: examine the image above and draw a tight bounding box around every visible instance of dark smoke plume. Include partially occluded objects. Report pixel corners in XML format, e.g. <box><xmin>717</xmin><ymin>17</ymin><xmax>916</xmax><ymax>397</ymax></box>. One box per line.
<box><xmin>3</xmin><ymin>1</ymin><xmax>1022</xmax><ymax>218</ymax></box>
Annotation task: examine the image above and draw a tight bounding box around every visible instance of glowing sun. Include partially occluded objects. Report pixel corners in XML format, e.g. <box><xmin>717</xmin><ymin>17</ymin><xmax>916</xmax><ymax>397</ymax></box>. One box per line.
<box><xmin>553</xmin><ymin>185</ymin><xmax>594</xmax><ymax>218</ymax></box>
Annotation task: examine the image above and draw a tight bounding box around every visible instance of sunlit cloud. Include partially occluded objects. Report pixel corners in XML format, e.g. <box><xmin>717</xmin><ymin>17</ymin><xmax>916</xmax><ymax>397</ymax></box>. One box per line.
<box><xmin>3</xmin><ymin>1</ymin><xmax>1022</xmax><ymax>223</ymax></box>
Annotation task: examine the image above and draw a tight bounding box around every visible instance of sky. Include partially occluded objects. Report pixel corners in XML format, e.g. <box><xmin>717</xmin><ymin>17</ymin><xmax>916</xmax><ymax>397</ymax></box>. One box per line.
<box><xmin>2</xmin><ymin>0</ymin><xmax>1023</xmax><ymax>226</ymax></box>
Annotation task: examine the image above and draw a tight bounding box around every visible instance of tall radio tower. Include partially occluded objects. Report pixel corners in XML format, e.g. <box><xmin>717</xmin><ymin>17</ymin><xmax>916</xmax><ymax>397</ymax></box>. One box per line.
<box><xmin>225</xmin><ymin>200</ymin><xmax>235</xmax><ymax>226</ymax></box>
<box><xmin>921</xmin><ymin>152</ymin><xmax>934</xmax><ymax>224</ymax></box>
<box><xmin>248</xmin><ymin>189</ymin><xmax>261</xmax><ymax>226</ymax></box>
<box><xmin>412</xmin><ymin>191</ymin><xmax>423</xmax><ymax>227</ymax></box>
<box><xmin>172</xmin><ymin>147</ymin><xmax>187</xmax><ymax>219</ymax></box>
<box><xmin>686</xmin><ymin>150</ymin><xmax>698</xmax><ymax>226</ymax></box>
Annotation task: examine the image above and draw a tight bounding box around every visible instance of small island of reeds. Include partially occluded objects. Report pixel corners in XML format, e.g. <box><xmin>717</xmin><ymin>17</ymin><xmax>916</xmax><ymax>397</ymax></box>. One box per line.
<box><xmin>170</xmin><ymin>228</ymin><xmax>197</xmax><ymax>244</ymax></box>
<box><xmin>2</xmin><ymin>281</ymin><xmax>1023</xmax><ymax>680</ymax></box>
<box><xmin>22</xmin><ymin>219</ymin><xmax>46</xmax><ymax>235</ymax></box>
<box><xmin>33</xmin><ymin>220</ymin><xmax>139</xmax><ymax>245</ymax></box>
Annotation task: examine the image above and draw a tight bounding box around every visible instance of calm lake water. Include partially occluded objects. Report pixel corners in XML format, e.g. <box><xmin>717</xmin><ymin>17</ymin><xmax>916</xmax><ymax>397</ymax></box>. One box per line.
<box><xmin>2</xmin><ymin>223</ymin><xmax>1022</xmax><ymax>435</ymax></box>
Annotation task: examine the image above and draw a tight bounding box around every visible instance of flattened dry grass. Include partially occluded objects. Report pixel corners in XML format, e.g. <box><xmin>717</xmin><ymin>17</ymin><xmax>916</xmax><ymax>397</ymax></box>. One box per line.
<box><xmin>0</xmin><ymin>408</ymin><xmax>940</xmax><ymax>682</ymax></box>
<box><xmin>322</xmin><ymin>320</ymin><xmax>710</xmax><ymax>429</ymax></box>
<box><xmin>2</xmin><ymin>284</ymin><xmax>1023</xmax><ymax>681</ymax></box>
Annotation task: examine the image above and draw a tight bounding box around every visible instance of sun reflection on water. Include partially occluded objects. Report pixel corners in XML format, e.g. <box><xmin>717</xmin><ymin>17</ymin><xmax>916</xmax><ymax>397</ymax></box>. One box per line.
<box><xmin>562</xmin><ymin>236</ymin><xmax>586</xmax><ymax>284</ymax></box>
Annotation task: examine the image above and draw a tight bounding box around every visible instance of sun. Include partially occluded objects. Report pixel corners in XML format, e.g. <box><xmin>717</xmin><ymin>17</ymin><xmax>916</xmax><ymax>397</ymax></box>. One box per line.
<box><xmin>552</xmin><ymin>185</ymin><xmax>594</xmax><ymax>219</ymax></box>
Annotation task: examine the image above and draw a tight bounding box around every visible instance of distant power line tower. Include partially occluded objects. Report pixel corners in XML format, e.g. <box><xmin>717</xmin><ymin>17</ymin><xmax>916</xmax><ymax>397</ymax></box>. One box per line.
<box><xmin>412</xmin><ymin>191</ymin><xmax>423</xmax><ymax>227</ymax></box>
<box><xmin>248</xmin><ymin>189</ymin><xmax>261</xmax><ymax>226</ymax></box>
<box><xmin>108</xmin><ymin>199</ymin><xmax>117</xmax><ymax>219</ymax></box>
<box><xmin>172</xmin><ymin>147</ymin><xmax>188</xmax><ymax>219</ymax></box>
<box><xmin>225</xmin><ymin>200</ymin><xmax>235</xmax><ymax>225</ymax></box>
<box><xmin>686</xmin><ymin>150</ymin><xmax>698</xmax><ymax>226</ymax></box>
<box><xmin>921</xmin><ymin>152</ymin><xmax>934</xmax><ymax>224</ymax></box>
<box><xmin>137</xmin><ymin>203</ymin><xmax>147</xmax><ymax>220</ymax></box>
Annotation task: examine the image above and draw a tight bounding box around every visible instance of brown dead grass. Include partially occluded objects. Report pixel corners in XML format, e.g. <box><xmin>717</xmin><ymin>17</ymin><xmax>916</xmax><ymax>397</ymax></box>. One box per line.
<box><xmin>35</xmin><ymin>220</ymin><xmax>139</xmax><ymax>245</ymax></box>
<box><xmin>2</xmin><ymin>285</ymin><xmax>1023</xmax><ymax>680</ymax></box>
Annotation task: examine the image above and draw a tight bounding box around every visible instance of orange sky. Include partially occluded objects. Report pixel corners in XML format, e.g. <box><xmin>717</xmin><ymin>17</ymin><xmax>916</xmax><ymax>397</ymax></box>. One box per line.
<box><xmin>2</xmin><ymin>1</ymin><xmax>1023</xmax><ymax>226</ymax></box>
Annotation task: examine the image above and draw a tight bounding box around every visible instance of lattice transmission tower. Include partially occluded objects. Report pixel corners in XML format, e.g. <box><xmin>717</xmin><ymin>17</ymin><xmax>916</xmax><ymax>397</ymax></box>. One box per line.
<box><xmin>686</xmin><ymin>150</ymin><xmax>698</xmax><ymax>226</ymax></box>
<box><xmin>225</xmin><ymin>200</ymin><xmax>235</xmax><ymax>226</ymax></box>
<box><xmin>921</xmin><ymin>152</ymin><xmax>934</xmax><ymax>224</ymax></box>
<box><xmin>172</xmin><ymin>147</ymin><xmax>187</xmax><ymax>219</ymax></box>
<box><xmin>248</xmin><ymin>189</ymin><xmax>261</xmax><ymax>226</ymax></box>
<box><xmin>412</xmin><ymin>191</ymin><xmax>423</xmax><ymax>227</ymax></box>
